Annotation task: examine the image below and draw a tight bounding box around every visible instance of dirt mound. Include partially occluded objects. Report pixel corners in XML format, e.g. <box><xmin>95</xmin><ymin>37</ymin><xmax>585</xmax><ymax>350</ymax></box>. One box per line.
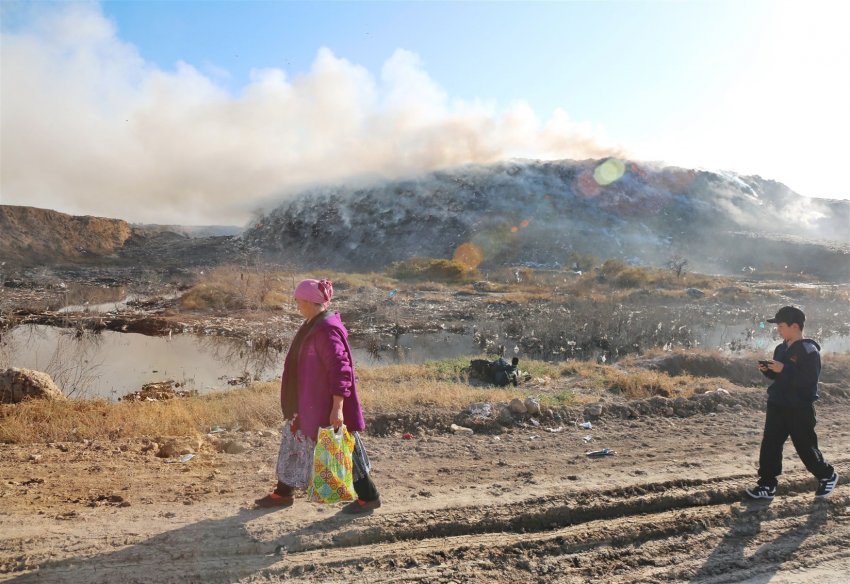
<box><xmin>0</xmin><ymin>205</ymin><xmax>132</xmax><ymax>266</ymax></box>
<box><xmin>120</xmin><ymin>381</ymin><xmax>198</xmax><ymax>402</ymax></box>
<box><xmin>0</xmin><ymin>205</ymin><xmax>241</xmax><ymax>269</ymax></box>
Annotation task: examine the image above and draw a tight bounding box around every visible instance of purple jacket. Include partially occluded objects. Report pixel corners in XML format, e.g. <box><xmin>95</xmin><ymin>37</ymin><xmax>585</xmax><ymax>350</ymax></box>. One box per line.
<box><xmin>280</xmin><ymin>312</ymin><xmax>365</xmax><ymax>440</ymax></box>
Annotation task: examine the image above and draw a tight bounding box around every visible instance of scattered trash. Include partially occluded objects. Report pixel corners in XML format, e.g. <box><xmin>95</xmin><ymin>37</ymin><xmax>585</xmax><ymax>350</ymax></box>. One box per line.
<box><xmin>579</xmin><ymin>421</ymin><xmax>593</xmax><ymax>430</ymax></box>
<box><xmin>529</xmin><ymin>435</ymin><xmax>540</xmax><ymax>440</ymax></box>
<box><xmin>402</xmin><ymin>432</ymin><xmax>414</xmax><ymax>440</ymax></box>
<box><xmin>450</xmin><ymin>423</ymin><xmax>474</xmax><ymax>435</ymax></box>
<box><xmin>545</xmin><ymin>426</ymin><xmax>564</xmax><ymax>433</ymax></box>
<box><xmin>715</xmin><ymin>388</ymin><xmax>730</xmax><ymax>395</ymax></box>
<box><xmin>493</xmin><ymin>436</ymin><xmax>501</xmax><ymax>442</ymax></box>
<box><xmin>529</xmin><ymin>418</ymin><xmax>540</xmax><ymax>427</ymax></box>
<box><xmin>586</xmin><ymin>448</ymin><xmax>615</xmax><ymax>458</ymax></box>
<box><xmin>209</xmin><ymin>426</ymin><xmax>226</xmax><ymax>434</ymax></box>
<box><xmin>583</xmin><ymin>435</ymin><xmax>593</xmax><ymax>443</ymax></box>
<box><xmin>166</xmin><ymin>453</ymin><xmax>195</xmax><ymax>464</ymax></box>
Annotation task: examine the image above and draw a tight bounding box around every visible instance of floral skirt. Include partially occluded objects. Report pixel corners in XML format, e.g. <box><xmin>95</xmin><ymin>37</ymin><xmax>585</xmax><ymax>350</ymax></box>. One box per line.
<box><xmin>275</xmin><ymin>420</ymin><xmax>372</xmax><ymax>488</ymax></box>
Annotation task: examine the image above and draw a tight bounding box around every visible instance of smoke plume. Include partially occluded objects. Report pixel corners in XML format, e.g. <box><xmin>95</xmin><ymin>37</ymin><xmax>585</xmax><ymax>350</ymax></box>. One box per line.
<box><xmin>0</xmin><ymin>3</ymin><xmax>620</xmax><ymax>225</ymax></box>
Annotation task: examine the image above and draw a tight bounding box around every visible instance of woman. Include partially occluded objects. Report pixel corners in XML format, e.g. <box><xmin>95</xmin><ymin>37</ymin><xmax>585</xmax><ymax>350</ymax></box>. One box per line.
<box><xmin>255</xmin><ymin>278</ymin><xmax>381</xmax><ymax>513</ymax></box>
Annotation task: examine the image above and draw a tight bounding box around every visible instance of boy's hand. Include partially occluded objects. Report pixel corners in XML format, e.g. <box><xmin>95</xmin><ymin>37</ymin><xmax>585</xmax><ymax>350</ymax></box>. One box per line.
<box><xmin>767</xmin><ymin>361</ymin><xmax>783</xmax><ymax>373</ymax></box>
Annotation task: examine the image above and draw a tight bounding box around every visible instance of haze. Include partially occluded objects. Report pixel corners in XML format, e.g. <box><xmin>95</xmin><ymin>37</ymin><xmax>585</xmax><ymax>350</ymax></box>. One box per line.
<box><xmin>1</xmin><ymin>1</ymin><xmax>848</xmax><ymax>225</ymax></box>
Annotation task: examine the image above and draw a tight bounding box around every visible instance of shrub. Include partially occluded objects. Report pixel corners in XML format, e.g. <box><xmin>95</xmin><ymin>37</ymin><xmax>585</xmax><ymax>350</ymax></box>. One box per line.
<box><xmin>614</xmin><ymin>267</ymin><xmax>652</xmax><ymax>288</ymax></box>
<box><xmin>178</xmin><ymin>265</ymin><xmax>295</xmax><ymax>312</ymax></box>
<box><xmin>598</xmin><ymin>259</ymin><xmax>628</xmax><ymax>280</ymax></box>
<box><xmin>388</xmin><ymin>257</ymin><xmax>475</xmax><ymax>282</ymax></box>
<box><xmin>180</xmin><ymin>284</ymin><xmax>245</xmax><ymax>311</ymax></box>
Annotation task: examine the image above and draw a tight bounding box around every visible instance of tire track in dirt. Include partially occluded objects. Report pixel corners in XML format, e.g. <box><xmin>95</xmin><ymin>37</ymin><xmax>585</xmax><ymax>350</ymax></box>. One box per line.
<box><xmin>267</xmin><ymin>461</ymin><xmax>850</xmax><ymax>554</ymax></box>
<box><xmin>3</xmin><ymin>449</ymin><xmax>848</xmax><ymax>584</ymax></box>
<box><xmin>11</xmin><ymin>467</ymin><xmax>846</xmax><ymax>584</ymax></box>
<box><xmin>263</xmin><ymin>487</ymin><xmax>850</xmax><ymax>583</ymax></box>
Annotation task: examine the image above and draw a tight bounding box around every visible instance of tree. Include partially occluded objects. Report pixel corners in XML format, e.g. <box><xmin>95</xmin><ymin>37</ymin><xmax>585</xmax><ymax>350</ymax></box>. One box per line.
<box><xmin>666</xmin><ymin>255</ymin><xmax>689</xmax><ymax>280</ymax></box>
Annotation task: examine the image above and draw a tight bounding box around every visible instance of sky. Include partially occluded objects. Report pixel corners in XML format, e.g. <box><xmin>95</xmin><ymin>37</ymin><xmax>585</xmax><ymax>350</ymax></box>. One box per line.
<box><xmin>1</xmin><ymin>0</ymin><xmax>849</xmax><ymax>225</ymax></box>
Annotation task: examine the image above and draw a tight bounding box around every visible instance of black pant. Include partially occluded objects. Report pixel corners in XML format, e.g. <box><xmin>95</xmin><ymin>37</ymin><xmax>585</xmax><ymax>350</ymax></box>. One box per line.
<box><xmin>353</xmin><ymin>475</ymin><xmax>380</xmax><ymax>502</ymax></box>
<box><xmin>757</xmin><ymin>402</ymin><xmax>833</xmax><ymax>487</ymax></box>
<box><xmin>275</xmin><ymin>475</ymin><xmax>379</xmax><ymax>502</ymax></box>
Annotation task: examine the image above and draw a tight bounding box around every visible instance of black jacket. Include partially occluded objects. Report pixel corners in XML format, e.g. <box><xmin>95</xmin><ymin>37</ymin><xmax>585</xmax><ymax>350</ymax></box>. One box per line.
<box><xmin>763</xmin><ymin>338</ymin><xmax>821</xmax><ymax>406</ymax></box>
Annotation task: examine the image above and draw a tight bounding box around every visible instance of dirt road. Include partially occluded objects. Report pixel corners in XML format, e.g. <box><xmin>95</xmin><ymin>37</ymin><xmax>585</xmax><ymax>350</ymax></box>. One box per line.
<box><xmin>2</xmin><ymin>393</ymin><xmax>849</xmax><ymax>583</ymax></box>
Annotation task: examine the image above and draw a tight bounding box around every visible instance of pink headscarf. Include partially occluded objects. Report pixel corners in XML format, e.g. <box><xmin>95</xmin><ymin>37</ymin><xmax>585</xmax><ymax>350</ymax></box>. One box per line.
<box><xmin>294</xmin><ymin>278</ymin><xmax>334</xmax><ymax>307</ymax></box>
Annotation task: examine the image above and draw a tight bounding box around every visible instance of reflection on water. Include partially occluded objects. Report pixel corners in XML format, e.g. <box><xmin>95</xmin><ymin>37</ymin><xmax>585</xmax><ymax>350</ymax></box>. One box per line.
<box><xmin>2</xmin><ymin>325</ymin><xmax>286</xmax><ymax>400</ymax></box>
<box><xmin>1</xmin><ymin>325</ymin><xmax>481</xmax><ymax>399</ymax></box>
<box><xmin>1</xmin><ymin>325</ymin><xmax>105</xmax><ymax>398</ymax></box>
<box><xmin>3</xmin><ymin>322</ymin><xmax>847</xmax><ymax>400</ymax></box>
<box><xmin>698</xmin><ymin>322</ymin><xmax>850</xmax><ymax>355</ymax></box>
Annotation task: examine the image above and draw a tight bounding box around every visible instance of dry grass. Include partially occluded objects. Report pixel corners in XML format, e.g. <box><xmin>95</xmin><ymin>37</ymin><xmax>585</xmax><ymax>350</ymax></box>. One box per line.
<box><xmin>1</xmin><ymin>352</ymin><xmax>740</xmax><ymax>444</ymax></box>
<box><xmin>0</xmin><ymin>385</ymin><xmax>281</xmax><ymax>444</ymax></box>
<box><xmin>177</xmin><ymin>260</ymin><xmax>734</xmax><ymax>315</ymax></box>
<box><xmin>560</xmin><ymin>361</ymin><xmax>730</xmax><ymax>400</ymax></box>
<box><xmin>321</xmin><ymin>270</ymin><xmax>398</xmax><ymax>290</ymax></box>
<box><xmin>0</xmin><ymin>357</ymin><xmax>560</xmax><ymax>444</ymax></box>
<box><xmin>484</xmin><ymin>291</ymin><xmax>553</xmax><ymax>304</ymax></box>
<box><xmin>388</xmin><ymin>257</ymin><xmax>477</xmax><ymax>283</ymax></box>
<box><xmin>180</xmin><ymin>265</ymin><xmax>295</xmax><ymax>311</ymax></box>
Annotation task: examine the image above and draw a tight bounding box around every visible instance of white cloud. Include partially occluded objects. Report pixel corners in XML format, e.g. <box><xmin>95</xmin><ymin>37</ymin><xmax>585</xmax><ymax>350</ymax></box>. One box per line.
<box><xmin>0</xmin><ymin>4</ymin><xmax>618</xmax><ymax>225</ymax></box>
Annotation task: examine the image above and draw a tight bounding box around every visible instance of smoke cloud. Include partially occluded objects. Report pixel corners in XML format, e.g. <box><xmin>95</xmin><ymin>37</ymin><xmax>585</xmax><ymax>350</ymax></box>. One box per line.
<box><xmin>0</xmin><ymin>4</ymin><xmax>620</xmax><ymax>225</ymax></box>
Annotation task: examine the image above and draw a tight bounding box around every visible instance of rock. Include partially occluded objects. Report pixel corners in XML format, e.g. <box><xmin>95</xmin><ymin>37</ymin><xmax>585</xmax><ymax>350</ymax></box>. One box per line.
<box><xmin>686</xmin><ymin>288</ymin><xmax>706</xmax><ymax>299</ymax></box>
<box><xmin>155</xmin><ymin>438</ymin><xmax>198</xmax><ymax>458</ymax></box>
<box><xmin>156</xmin><ymin>442</ymin><xmax>180</xmax><ymax>458</ymax></box>
<box><xmin>450</xmin><ymin>423</ymin><xmax>473</xmax><ymax>435</ymax></box>
<box><xmin>523</xmin><ymin>397</ymin><xmax>541</xmax><ymax>415</ymax></box>
<box><xmin>219</xmin><ymin>440</ymin><xmax>247</xmax><ymax>454</ymax></box>
<box><xmin>509</xmin><ymin>398</ymin><xmax>527</xmax><ymax>414</ymax></box>
<box><xmin>497</xmin><ymin>405</ymin><xmax>515</xmax><ymax>425</ymax></box>
<box><xmin>465</xmin><ymin>402</ymin><xmax>492</xmax><ymax>418</ymax></box>
<box><xmin>585</xmin><ymin>403</ymin><xmax>604</xmax><ymax>417</ymax></box>
<box><xmin>0</xmin><ymin>368</ymin><xmax>65</xmax><ymax>404</ymax></box>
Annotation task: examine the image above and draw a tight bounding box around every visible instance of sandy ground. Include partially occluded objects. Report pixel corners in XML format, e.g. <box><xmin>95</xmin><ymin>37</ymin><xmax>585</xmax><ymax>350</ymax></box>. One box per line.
<box><xmin>1</xmin><ymin>390</ymin><xmax>849</xmax><ymax>583</ymax></box>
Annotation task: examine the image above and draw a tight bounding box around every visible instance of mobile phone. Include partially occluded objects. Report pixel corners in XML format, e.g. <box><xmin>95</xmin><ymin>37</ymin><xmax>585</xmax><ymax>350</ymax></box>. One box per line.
<box><xmin>758</xmin><ymin>360</ymin><xmax>772</xmax><ymax>367</ymax></box>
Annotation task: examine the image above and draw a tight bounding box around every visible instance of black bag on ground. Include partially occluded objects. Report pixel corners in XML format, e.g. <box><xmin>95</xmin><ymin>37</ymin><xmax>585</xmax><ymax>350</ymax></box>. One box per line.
<box><xmin>469</xmin><ymin>357</ymin><xmax>519</xmax><ymax>387</ymax></box>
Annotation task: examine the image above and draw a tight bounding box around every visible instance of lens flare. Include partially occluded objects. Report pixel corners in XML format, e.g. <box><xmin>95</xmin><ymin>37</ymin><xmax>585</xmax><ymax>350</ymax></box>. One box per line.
<box><xmin>453</xmin><ymin>242</ymin><xmax>484</xmax><ymax>268</ymax></box>
<box><xmin>511</xmin><ymin>226</ymin><xmax>519</xmax><ymax>233</ymax></box>
<box><xmin>593</xmin><ymin>158</ymin><xmax>626</xmax><ymax>186</ymax></box>
<box><xmin>520</xmin><ymin>219</ymin><xmax>530</xmax><ymax>228</ymax></box>
<box><xmin>576</xmin><ymin>169</ymin><xmax>601</xmax><ymax>198</ymax></box>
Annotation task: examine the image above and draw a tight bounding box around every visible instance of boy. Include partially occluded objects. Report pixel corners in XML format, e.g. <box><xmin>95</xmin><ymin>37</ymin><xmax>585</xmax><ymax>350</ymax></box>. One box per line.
<box><xmin>746</xmin><ymin>306</ymin><xmax>838</xmax><ymax>499</ymax></box>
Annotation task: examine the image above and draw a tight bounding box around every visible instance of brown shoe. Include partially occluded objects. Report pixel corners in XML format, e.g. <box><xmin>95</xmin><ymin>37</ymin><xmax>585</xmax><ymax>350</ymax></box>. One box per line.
<box><xmin>341</xmin><ymin>497</ymin><xmax>382</xmax><ymax>514</ymax></box>
<box><xmin>254</xmin><ymin>493</ymin><xmax>294</xmax><ymax>508</ymax></box>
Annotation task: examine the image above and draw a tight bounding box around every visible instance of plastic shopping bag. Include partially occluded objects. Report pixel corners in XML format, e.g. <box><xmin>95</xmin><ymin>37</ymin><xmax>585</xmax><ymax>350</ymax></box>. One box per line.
<box><xmin>306</xmin><ymin>425</ymin><xmax>357</xmax><ymax>503</ymax></box>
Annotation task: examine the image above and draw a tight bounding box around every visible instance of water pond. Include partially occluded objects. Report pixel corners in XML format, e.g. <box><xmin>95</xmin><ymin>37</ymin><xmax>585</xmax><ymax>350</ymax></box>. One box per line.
<box><xmin>2</xmin><ymin>322</ymin><xmax>847</xmax><ymax>400</ymax></box>
<box><xmin>0</xmin><ymin>325</ymin><xmax>480</xmax><ymax>399</ymax></box>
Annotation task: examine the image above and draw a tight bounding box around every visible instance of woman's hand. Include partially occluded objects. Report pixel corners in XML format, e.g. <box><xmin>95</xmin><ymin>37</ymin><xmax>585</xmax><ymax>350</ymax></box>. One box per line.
<box><xmin>329</xmin><ymin>395</ymin><xmax>344</xmax><ymax>428</ymax></box>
